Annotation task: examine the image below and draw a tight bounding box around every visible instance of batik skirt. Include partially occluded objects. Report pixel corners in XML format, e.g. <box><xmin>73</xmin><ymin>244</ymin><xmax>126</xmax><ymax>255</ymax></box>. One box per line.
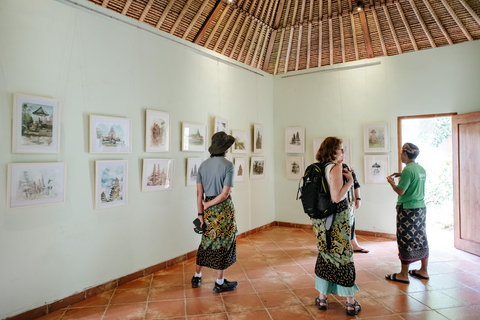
<box><xmin>196</xmin><ymin>195</ymin><xmax>237</xmax><ymax>270</ymax></box>
<box><xmin>396</xmin><ymin>205</ymin><xmax>429</xmax><ymax>264</ymax></box>
<box><xmin>313</xmin><ymin>200</ymin><xmax>358</xmax><ymax>292</ymax></box>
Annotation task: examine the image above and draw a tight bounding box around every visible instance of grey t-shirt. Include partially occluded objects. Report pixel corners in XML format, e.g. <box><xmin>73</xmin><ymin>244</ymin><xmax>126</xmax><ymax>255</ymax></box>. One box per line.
<box><xmin>197</xmin><ymin>157</ymin><xmax>234</xmax><ymax>196</ymax></box>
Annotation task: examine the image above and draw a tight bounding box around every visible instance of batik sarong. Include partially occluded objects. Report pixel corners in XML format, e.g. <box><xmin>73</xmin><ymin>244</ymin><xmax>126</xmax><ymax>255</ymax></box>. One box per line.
<box><xmin>396</xmin><ymin>205</ymin><xmax>429</xmax><ymax>264</ymax></box>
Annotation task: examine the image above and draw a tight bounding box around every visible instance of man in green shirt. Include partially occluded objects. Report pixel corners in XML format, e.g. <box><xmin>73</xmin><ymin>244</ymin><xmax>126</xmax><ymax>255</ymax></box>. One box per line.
<box><xmin>385</xmin><ymin>143</ymin><xmax>429</xmax><ymax>284</ymax></box>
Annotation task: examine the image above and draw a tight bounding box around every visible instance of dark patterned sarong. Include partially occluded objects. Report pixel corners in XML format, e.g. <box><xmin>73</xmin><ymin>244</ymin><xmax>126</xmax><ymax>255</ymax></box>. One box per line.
<box><xmin>313</xmin><ymin>200</ymin><xmax>356</xmax><ymax>288</ymax></box>
<box><xmin>196</xmin><ymin>195</ymin><xmax>237</xmax><ymax>270</ymax></box>
<box><xmin>396</xmin><ymin>205</ymin><xmax>429</xmax><ymax>264</ymax></box>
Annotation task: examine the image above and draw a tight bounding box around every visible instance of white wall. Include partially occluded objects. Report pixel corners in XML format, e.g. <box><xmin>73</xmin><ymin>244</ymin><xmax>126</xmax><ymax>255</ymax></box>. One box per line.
<box><xmin>0</xmin><ymin>0</ymin><xmax>275</xmax><ymax>318</ymax></box>
<box><xmin>273</xmin><ymin>41</ymin><xmax>480</xmax><ymax>233</ymax></box>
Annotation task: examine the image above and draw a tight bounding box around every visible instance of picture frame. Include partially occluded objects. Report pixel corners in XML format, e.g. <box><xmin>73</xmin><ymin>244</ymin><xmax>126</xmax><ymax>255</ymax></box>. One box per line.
<box><xmin>364</xmin><ymin>122</ymin><xmax>389</xmax><ymax>153</ymax></box>
<box><xmin>250</xmin><ymin>157</ymin><xmax>265</xmax><ymax>179</ymax></box>
<box><xmin>95</xmin><ymin>160</ymin><xmax>128</xmax><ymax>209</ymax></box>
<box><xmin>12</xmin><ymin>94</ymin><xmax>60</xmax><ymax>153</ymax></box>
<box><xmin>253</xmin><ymin>124</ymin><xmax>263</xmax><ymax>153</ymax></box>
<box><xmin>231</xmin><ymin>130</ymin><xmax>248</xmax><ymax>154</ymax></box>
<box><xmin>145</xmin><ymin>109</ymin><xmax>170</xmax><ymax>152</ymax></box>
<box><xmin>234</xmin><ymin>158</ymin><xmax>246</xmax><ymax>182</ymax></box>
<box><xmin>182</xmin><ymin>122</ymin><xmax>207</xmax><ymax>152</ymax></box>
<box><xmin>214</xmin><ymin>117</ymin><xmax>228</xmax><ymax>133</ymax></box>
<box><xmin>312</xmin><ymin>138</ymin><xmax>352</xmax><ymax>166</ymax></box>
<box><xmin>186</xmin><ymin>158</ymin><xmax>202</xmax><ymax>187</ymax></box>
<box><xmin>364</xmin><ymin>155</ymin><xmax>390</xmax><ymax>184</ymax></box>
<box><xmin>142</xmin><ymin>159</ymin><xmax>175</xmax><ymax>191</ymax></box>
<box><xmin>286</xmin><ymin>157</ymin><xmax>304</xmax><ymax>180</ymax></box>
<box><xmin>285</xmin><ymin>127</ymin><xmax>305</xmax><ymax>153</ymax></box>
<box><xmin>7</xmin><ymin>162</ymin><xmax>66</xmax><ymax>209</ymax></box>
<box><xmin>89</xmin><ymin>115</ymin><xmax>132</xmax><ymax>153</ymax></box>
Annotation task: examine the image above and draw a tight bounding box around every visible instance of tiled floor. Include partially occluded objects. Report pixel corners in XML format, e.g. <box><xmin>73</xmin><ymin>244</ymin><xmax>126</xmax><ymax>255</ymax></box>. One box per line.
<box><xmin>36</xmin><ymin>226</ymin><xmax>480</xmax><ymax>319</ymax></box>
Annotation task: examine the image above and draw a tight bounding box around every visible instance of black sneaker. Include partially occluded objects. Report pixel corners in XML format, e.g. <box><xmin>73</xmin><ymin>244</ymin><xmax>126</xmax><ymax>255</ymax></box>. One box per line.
<box><xmin>191</xmin><ymin>276</ymin><xmax>201</xmax><ymax>288</ymax></box>
<box><xmin>213</xmin><ymin>279</ymin><xmax>238</xmax><ymax>293</ymax></box>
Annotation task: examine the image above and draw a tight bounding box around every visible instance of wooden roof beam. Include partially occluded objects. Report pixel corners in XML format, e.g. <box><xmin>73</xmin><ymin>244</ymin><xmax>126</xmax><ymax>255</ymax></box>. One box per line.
<box><xmin>184</xmin><ymin>0</ymin><xmax>211</xmax><ymax>39</ymax></box>
<box><xmin>139</xmin><ymin>0</ymin><xmax>155</xmax><ymax>22</ymax></box>
<box><xmin>262</xmin><ymin>29</ymin><xmax>276</xmax><ymax>71</ymax></box>
<box><xmin>384</xmin><ymin>5</ymin><xmax>402</xmax><ymax>54</ymax></box>
<box><xmin>300</xmin><ymin>0</ymin><xmax>307</xmax><ymax>23</ymax></box>
<box><xmin>267</xmin><ymin>0</ymin><xmax>280</xmax><ymax>26</ymax></box>
<box><xmin>285</xmin><ymin>27</ymin><xmax>295</xmax><ymax>73</ymax></box>
<box><xmin>340</xmin><ymin>16</ymin><xmax>345</xmax><ymax>63</ymax></box>
<box><xmin>238</xmin><ymin>18</ymin><xmax>257</xmax><ymax>61</ymax></box>
<box><xmin>283</xmin><ymin>0</ymin><xmax>293</xmax><ymax>27</ymax></box>
<box><xmin>101</xmin><ymin>0</ymin><xmax>109</xmax><ymax>8</ymax></box>
<box><xmin>307</xmin><ymin>24</ymin><xmax>312</xmax><ymax>68</ymax></box>
<box><xmin>221</xmin><ymin>11</ymin><xmax>243</xmax><ymax>54</ymax></box>
<box><xmin>358</xmin><ymin>7</ymin><xmax>374</xmax><ymax>58</ymax></box>
<box><xmin>245</xmin><ymin>22</ymin><xmax>261</xmax><ymax>64</ymax></box>
<box><xmin>214</xmin><ymin>8</ymin><xmax>238</xmax><ymax>51</ymax></box>
<box><xmin>121</xmin><ymin>0</ymin><xmax>133</xmax><ymax>15</ymax></box>
<box><xmin>273</xmin><ymin>0</ymin><xmax>286</xmax><ymax>28</ymax></box>
<box><xmin>318</xmin><ymin>21</ymin><xmax>323</xmax><ymax>67</ymax></box>
<box><xmin>171</xmin><ymin>0</ymin><xmax>195</xmax><ymax>35</ymax></box>
<box><xmin>229</xmin><ymin>15</ymin><xmax>251</xmax><ymax>58</ymax></box>
<box><xmin>203</xmin><ymin>3</ymin><xmax>229</xmax><ymax>46</ymax></box>
<box><xmin>371</xmin><ymin>8</ymin><xmax>387</xmax><ymax>55</ymax></box>
<box><xmin>457</xmin><ymin>0</ymin><xmax>480</xmax><ymax>26</ymax></box>
<box><xmin>329</xmin><ymin>19</ymin><xmax>333</xmax><ymax>64</ymax></box>
<box><xmin>156</xmin><ymin>0</ymin><xmax>176</xmax><ymax>29</ymax></box>
<box><xmin>295</xmin><ymin>25</ymin><xmax>303</xmax><ymax>70</ymax></box>
<box><xmin>396</xmin><ymin>2</ymin><xmax>418</xmax><ymax>51</ymax></box>
<box><xmin>408</xmin><ymin>0</ymin><xmax>436</xmax><ymax>48</ymax></box>
<box><xmin>261</xmin><ymin>0</ymin><xmax>286</xmax><ymax>71</ymax></box>
<box><xmin>192</xmin><ymin>0</ymin><xmax>224</xmax><ymax>44</ymax></box>
<box><xmin>257</xmin><ymin>26</ymin><xmax>270</xmax><ymax>68</ymax></box>
<box><xmin>439</xmin><ymin>0</ymin><xmax>473</xmax><ymax>40</ymax></box>
<box><xmin>251</xmin><ymin>24</ymin><xmax>266</xmax><ymax>66</ymax></box>
<box><xmin>421</xmin><ymin>0</ymin><xmax>452</xmax><ymax>44</ymax></box>
<box><xmin>292</xmin><ymin>0</ymin><xmax>300</xmax><ymax>25</ymax></box>
<box><xmin>274</xmin><ymin>29</ymin><xmax>286</xmax><ymax>74</ymax></box>
<box><xmin>309</xmin><ymin>0</ymin><xmax>314</xmax><ymax>21</ymax></box>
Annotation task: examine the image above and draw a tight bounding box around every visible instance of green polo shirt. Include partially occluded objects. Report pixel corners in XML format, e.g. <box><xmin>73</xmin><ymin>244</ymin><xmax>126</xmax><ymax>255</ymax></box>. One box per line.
<box><xmin>396</xmin><ymin>162</ymin><xmax>426</xmax><ymax>209</ymax></box>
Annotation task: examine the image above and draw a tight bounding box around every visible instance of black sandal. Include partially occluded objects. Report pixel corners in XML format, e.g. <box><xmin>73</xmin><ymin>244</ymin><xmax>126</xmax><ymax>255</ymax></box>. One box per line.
<box><xmin>315</xmin><ymin>296</ymin><xmax>327</xmax><ymax>310</ymax></box>
<box><xmin>346</xmin><ymin>300</ymin><xmax>361</xmax><ymax>316</ymax></box>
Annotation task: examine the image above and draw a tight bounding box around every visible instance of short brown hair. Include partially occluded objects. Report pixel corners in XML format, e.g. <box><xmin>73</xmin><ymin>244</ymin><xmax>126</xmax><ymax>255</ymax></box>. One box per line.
<box><xmin>315</xmin><ymin>136</ymin><xmax>343</xmax><ymax>163</ymax></box>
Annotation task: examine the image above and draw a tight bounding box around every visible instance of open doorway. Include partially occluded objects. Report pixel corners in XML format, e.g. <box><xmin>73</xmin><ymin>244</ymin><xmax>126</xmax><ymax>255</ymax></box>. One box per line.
<box><xmin>398</xmin><ymin>114</ymin><xmax>456</xmax><ymax>248</ymax></box>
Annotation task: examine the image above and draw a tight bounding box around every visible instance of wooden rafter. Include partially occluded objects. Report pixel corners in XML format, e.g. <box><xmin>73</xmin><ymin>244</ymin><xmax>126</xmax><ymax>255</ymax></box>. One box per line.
<box><xmin>384</xmin><ymin>5</ymin><xmax>402</xmax><ymax>54</ymax></box>
<box><xmin>229</xmin><ymin>15</ymin><xmax>251</xmax><ymax>58</ymax></box>
<box><xmin>212</xmin><ymin>8</ymin><xmax>236</xmax><ymax>51</ymax></box>
<box><xmin>274</xmin><ymin>29</ymin><xmax>286</xmax><ymax>74</ymax></box>
<box><xmin>396</xmin><ymin>3</ymin><xmax>418</xmax><ymax>51</ymax></box>
<box><xmin>371</xmin><ymin>9</ymin><xmax>387</xmax><ymax>55</ymax></box>
<box><xmin>340</xmin><ymin>16</ymin><xmax>345</xmax><ymax>63</ymax></box>
<box><xmin>328</xmin><ymin>0</ymin><xmax>332</xmax><ymax>17</ymax></box>
<box><xmin>171</xmin><ymin>0</ymin><xmax>195</xmax><ymax>35</ymax></box>
<box><xmin>309</xmin><ymin>0</ymin><xmax>314</xmax><ymax>21</ymax></box>
<box><xmin>296</xmin><ymin>25</ymin><xmax>303</xmax><ymax>70</ymax></box>
<box><xmin>421</xmin><ymin>0</ymin><xmax>453</xmax><ymax>45</ymax></box>
<box><xmin>139</xmin><ymin>0</ymin><xmax>155</xmax><ymax>22</ymax></box>
<box><xmin>292</xmin><ymin>0</ymin><xmax>300</xmax><ymax>25</ymax></box>
<box><xmin>260</xmin><ymin>0</ymin><xmax>285</xmax><ymax>71</ymax></box>
<box><xmin>245</xmin><ymin>22</ymin><xmax>261</xmax><ymax>64</ymax></box>
<box><xmin>220</xmin><ymin>10</ymin><xmax>242</xmax><ymax>54</ymax></box>
<box><xmin>251</xmin><ymin>24</ymin><xmax>266</xmax><ymax>66</ymax></box>
<box><xmin>249</xmin><ymin>0</ymin><xmax>258</xmax><ymax>15</ymax></box>
<box><xmin>457</xmin><ymin>0</ymin><xmax>480</xmax><ymax>27</ymax></box>
<box><xmin>156</xmin><ymin>0</ymin><xmax>175</xmax><ymax>29</ymax></box>
<box><xmin>267</xmin><ymin>0</ymin><xmax>280</xmax><ymax>26</ymax></box>
<box><xmin>121</xmin><ymin>0</ymin><xmax>133</xmax><ymax>15</ymax></box>
<box><xmin>318</xmin><ymin>21</ymin><xmax>323</xmax><ymax>66</ymax></box>
<box><xmin>262</xmin><ymin>29</ymin><xmax>276</xmax><ymax>71</ymax></box>
<box><xmin>408</xmin><ymin>0</ymin><xmax>436</xmax><ymax>48</ymax></box>
<box><xmin>285</xmin><ymin>27</ymin><xmax>295</xmax><ymax>73</ymax></box>
<box><xmin>257</xmin><ymin>26</ymin><xmax>270</xmax><ymax>68</ymax></box>
<box><xmin>307</xmin><ymin>24</ymin><xmax>312</xmax><ymax>68</ymax></box>
<box><xmin>273</xmin><ymin>0</ymin><xmax>286</xmax><ymax>28</ymax></box>
<box><xmin>283</xmin><ymin>0</ymin><xmax>293</xmax><ymax>27</ymax></box>
<box><xmin>338</xmin><ymin>0</ymin><xmax>342</xmax><ymax>14</ymax></box>
<box><xmin>438</xmin><ymin>0</ymin><xmax>473</xmax><ymax>40</ymax></box>
<box><xmin>351</xmin><ymin>14</ymin><xmax>359</xmax><ymax>60</ymax></box>
<box><xmin>184</xmin><ymin>0</ymin><xmax>211</xmax><ymax>40</ymax></box>
<box><xmin>261</xmin><ymin>0</ymin><xmax>272</xmax><ymax>22</ymax></box>
<box><xmin>300</xmin><ymin>0</ymin><xmax>307</xmax><ymax>23</ymax></box>
<box><xmin>358</xmin><ymin>8</ymin><xmax>374</xmax><ymax>58</ymax></box>
<box><xmin>254</xmin><ymin>0</ymin><xmax>264</xmax><ymax>18</ymax></box>
<box><xmin>101</xmin><ymin>0</ymin><xmax>110</xmax><ymax>8</ymax></box>
<box><xmin>239</xmin><ymin>19</ymin><xmax>257</xmax><ymax>62</ymax></box>
<box><xmin>201</xmin><ymin>2</ymin><xmax>228</xmax><ymax>46</ymax></box>
<box><xmin>319</xmin><ymin>0</ymin><xmax>324</xmax><ymax>20</ymax></box>
<box><xmin>329</xmin><ymin>19</ymin><xmax>333</xmax><ymax>64</ymax></box>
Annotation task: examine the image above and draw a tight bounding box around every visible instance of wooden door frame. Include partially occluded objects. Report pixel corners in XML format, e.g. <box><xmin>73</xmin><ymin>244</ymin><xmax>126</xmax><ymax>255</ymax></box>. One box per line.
<box><xmin>397</xmin><ymin>113</ymin><xmax>457</xmax><ymax>172</ymax></box>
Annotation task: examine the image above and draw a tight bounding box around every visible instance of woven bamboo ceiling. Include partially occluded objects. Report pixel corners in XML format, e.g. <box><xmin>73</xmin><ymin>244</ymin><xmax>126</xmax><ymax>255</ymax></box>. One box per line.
<box><xmin>89</xmin><ymin>0</ymin><xmax>480</xmax><ymax>74</ymax></box>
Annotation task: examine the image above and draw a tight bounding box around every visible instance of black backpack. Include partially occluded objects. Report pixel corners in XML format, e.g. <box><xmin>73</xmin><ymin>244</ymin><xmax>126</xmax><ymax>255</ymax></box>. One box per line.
<box><xmin>297</xmin><ymin>162</ymin><xmax>336</xmax><ymax>219</ymax></box>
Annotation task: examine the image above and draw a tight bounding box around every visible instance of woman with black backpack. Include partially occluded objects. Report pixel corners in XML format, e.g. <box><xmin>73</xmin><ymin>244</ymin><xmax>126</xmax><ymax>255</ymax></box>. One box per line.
<box><xmin>313</xmin><ymin>136</ymin><xmax>361</xmax><ymax>316</ymax></box>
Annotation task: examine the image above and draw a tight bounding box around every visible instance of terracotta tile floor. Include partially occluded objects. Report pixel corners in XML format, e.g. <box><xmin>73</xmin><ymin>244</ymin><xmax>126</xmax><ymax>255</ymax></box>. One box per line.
<box><xmin>36</xmin><ymin>226</ymin><xmax>480</xmax><ymax>319</ymax></box>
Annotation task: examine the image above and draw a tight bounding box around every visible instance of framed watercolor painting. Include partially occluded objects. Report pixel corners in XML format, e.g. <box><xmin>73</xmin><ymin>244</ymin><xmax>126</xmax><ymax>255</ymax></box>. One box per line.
<box><xmin>182</xmin><ymin>122</ymin><xmax>207</xmax><ymax>152</ymax></box>
<box><xmin>95</xmin><ymin>160</ymin><xmax>128</xmax><ymax>209</ymax></box>
<box><xmin>12</xmin><ymin>94</ymin><xmax>60</xmax><ymax>153</ymax></box>
<box><xmin>142</xmin><ymin>159</ymin><xmax>174</xmax><ymax>191</ymax></box>
<box><xmin>364</xmin><ymin>155</ymin><xmax>389</xmax><ymax>184</ymax></box>
<box><xmin>89</xmin><ymin>115</ymin><xmax>132</xmax><ymax>153</ymax></box>
<box><xmin>250</xmin><ymin>157</ymin><xmax>265</xmax><ymax>179</ymax></box>
<box><xmin>186</xmin><ymin>158</ymin><xmax>202</xmax><ymax>187</ymax></box>
<box><xmin>364</xmin><ymin>122</ymin><xmax>389</xmax><ymax>153</ymax></box>
<box><xmin>7</xmin><ymin>162</ymin><xmax>66</xmax><ymax>209</ymax></box>
<box><xmin>145</xmin><ymin>109</ymin><xmax>170</xmax><ymax>152</ymax></box>
<box><xmin>253</xmin><ymin>124</ymin><xmax>263</xmax><ymax>153</ymax></box>
<box><xmin>286</xmin><ymin>157</ymin><xmax>304</xmax><ymax>180</ymax></box>
<box><xmin>214</xmin><ymin>117</ymin><xmax>228</xmax><ymax>133</ymax></box>
<box><xmin>285</xmin><ymin>127</ymin><xmax>305</xmax><ymax>153</ymax></box>
<box><xmin>234</xmin><ymin>158</ymin><xmax>246</xmax><ymax>182</ymax></box>
<box><xmin>231</xmin><ymin>130</ymin><xmax>248</xmax><ymax>154</ymax></box>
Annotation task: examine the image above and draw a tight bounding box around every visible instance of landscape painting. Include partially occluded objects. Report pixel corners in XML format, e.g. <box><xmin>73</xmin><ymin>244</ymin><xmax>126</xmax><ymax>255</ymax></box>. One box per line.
<box><xmin>95</xmin><ymin>160</ymin><xmax>127</xmax><ymax>209</ymax></box>
<box><xmin>7</xmin><ymin>162</ymin><xmax>66</xmax><ymax>209</ymax></box>
<box><xmin>13</xmin><ymin>94</ymin><xmax>60</xmax><ymax>153</ymax></box>
<box><xmin>186</xmin><ymin>158</ymin><xmax>202</xmax><ymax>187</ymax></box>
<box><xmin>142</xmin><ymin>159</ymin><xmax>175</xmax><ymax>191</ymax></box>
<box><xmin>90</xmin><ymin>115</ymin><xmax>132</xmax><ymax>153</ymax></box>
<box><xmin>250</xmin><ymin>157</ymin><xmax>265</xmax><ymax>179</ymax></box>
<box><xmin>231</xmin><ymin>130</ymin><xmax>248</xmax><ymax>154</ymax></box>
<box><xmin>182</xmin><ymin>122</ymin><xmax>207</xmax><ymax>152</ymax></box>
<box><xmin>146</xmin><ymin>109</ymin><xmax>170</xmax><ymax>152</ymax></box>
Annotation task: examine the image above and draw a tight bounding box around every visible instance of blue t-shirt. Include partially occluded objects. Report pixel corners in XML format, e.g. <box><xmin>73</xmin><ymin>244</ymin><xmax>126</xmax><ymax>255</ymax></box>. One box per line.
<box><xmin>197</xmin><ymin>157</ymin><xmax>234</xmax><ymax>196</ymax></box>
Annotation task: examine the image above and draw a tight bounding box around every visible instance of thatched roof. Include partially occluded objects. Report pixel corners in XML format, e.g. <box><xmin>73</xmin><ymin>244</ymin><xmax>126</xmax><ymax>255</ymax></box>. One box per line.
<box><xmin>87</xmin><ymin>0</ymin><xmax>480</xmax><ymax>74</ymax></box>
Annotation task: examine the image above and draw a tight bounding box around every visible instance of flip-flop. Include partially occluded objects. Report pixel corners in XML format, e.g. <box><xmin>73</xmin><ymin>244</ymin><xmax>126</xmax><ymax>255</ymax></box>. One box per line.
<box><xmin>408</xmin><ymin>269</ymin><xmax>429</xmax><ymax>280</ymax></box>
<box><xmin>353</xmin><ymin>248</ymin><xmax>369</xmax><ymax>253</ymax></box>
<box><xmin>385</xmin><ymin>273</ymin><xmax>410</xmax><ymax>284</ymax></box>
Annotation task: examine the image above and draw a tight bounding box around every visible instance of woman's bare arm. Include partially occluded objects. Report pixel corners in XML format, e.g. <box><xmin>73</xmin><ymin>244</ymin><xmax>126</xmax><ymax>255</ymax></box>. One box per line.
<box><xmin>329</xmin><ymin>164</ymin><xmax>353</xmax><ymax>203</ymax></box>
